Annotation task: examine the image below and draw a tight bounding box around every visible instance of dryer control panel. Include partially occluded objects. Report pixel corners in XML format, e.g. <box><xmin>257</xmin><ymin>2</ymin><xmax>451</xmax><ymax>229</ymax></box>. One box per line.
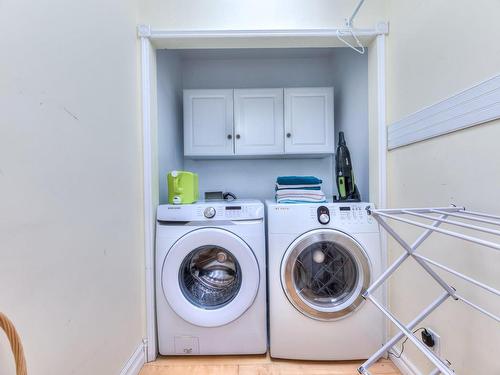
<box><xmin>267</xmin><ymin>201</ymin><xmax>378</xmax><ymax>234</ymax></box>
<box><xmin>322</xmin><ymin>204</ymin><xmax>376</xmax><ymax>225</ymax></box>
<box><xmin>312</xmin><ymin>203</ymin><xmax>375</xmax><ymax>226</ymax></box>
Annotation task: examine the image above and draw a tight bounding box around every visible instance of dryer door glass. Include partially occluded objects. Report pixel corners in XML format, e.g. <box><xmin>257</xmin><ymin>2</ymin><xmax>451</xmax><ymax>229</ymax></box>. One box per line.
<box><xmin>294</xmin><ymin>241</ymin><xmax>358</xmax><ymax>308</ymax></box>
<box><xmin>281</xmin><ymin>229</ymin><xmax>370</xmax><ymax>320</ymax></box>
<box><xmin>179</xmin><ymin>245</ymin><xmax>242</xmax><ymax>309</ymax></box>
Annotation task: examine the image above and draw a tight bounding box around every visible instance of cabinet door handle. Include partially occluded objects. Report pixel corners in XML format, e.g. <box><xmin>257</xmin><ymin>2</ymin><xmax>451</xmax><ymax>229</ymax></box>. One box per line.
<box><xmin>236</xmin><ymin>134</ymin><xmax>241</xmax><ymax>139</ymax></box>
<box><xmin>227</xmin><ymin>134</ymin><xmax>232</xmax><ymax>140</ymax></box>
<box><xmin>286</xmin><ymin>133</ymin><xmax>292</xmax><ymax>138</ymax></box>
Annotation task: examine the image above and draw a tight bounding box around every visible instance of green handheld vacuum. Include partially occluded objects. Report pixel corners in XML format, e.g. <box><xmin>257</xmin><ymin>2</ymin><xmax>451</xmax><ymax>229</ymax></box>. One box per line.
<box><xmin>335</xmin><ymin>131</ymin><xmax>361</xmax><ymax>201</ymax></box>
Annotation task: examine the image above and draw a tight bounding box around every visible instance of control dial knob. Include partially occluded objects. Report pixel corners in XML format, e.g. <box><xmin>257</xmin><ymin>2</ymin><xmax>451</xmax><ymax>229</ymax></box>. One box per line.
<box><xmin>204</xmin><ymin>207</ymin><xmax>216</xmax><ymax>219</ymax></box>
<box><xmin>317</xmin><ymin>206</ymin><xmax>330</xmax><ymax>225</ymax></box>
<box><xmin>319</xmin><ymin>213</ymin><xmax>330</xmax><ymax>224</ymax></box>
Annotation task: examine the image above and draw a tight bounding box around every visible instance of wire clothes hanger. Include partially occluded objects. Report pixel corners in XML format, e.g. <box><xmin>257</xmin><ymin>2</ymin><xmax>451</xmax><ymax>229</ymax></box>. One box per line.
<box><xmin>337</xmin><ymin>0</ymin><xmax>366</xmax><ymax>54</ymax></box>
<box><xmin>337</xmin><ymin>26</ymin><xmax>365</xmax><ymax>54</ymax></box>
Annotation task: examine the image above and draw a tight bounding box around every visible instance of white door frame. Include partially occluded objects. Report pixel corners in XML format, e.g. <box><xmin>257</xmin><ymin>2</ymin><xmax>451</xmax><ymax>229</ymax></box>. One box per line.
<box><xmin>140</xmin><ymin>35</ymin><xmax>158</xmax><ymax>362</ymax></box>
<box><xmin>139</xmin><ymin>24</ymin><xmax>388</xmax><ymax>362</ymax></box>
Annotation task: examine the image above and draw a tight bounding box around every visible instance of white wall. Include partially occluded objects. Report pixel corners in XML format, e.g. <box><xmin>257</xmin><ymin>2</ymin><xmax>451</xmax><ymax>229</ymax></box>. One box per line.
<box><xmin>157</xmin><ymin>51</ymin><xmax>184</xmax><ymax>204</ymax></box>
<box><xmin>156</xmin><ymin>48</ymin><xmax>369</xmax><ymax>202</ymax></box>
<box><xmin>330</xmin><ymin>49</ymin><xmax>370</xmax><ymax>202</ymax></box>
<box><xmin>185</xmin><ymin>157</ymin><xmax>335</xmax><ymax>201</ymax></box>
<box><xmin>385</xmin><ymin>1</ymin><xmax>500</xmax><ymax>373</ymax></box>
<box><xmin>0</xmin><ymin>1</ymin><xmax>145</xmax><ymax>374</ymax></box>
<box><xmin>140</xmin><ymin>0</ymin><xmax>386</xmax><ymax>30</ymax></box>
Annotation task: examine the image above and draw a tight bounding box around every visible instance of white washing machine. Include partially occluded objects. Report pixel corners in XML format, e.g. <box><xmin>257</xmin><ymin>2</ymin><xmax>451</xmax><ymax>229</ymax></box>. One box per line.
<box><xmin>156</xmin><ymin>199</ymin><xmax>267</xmax><ymax>355</ymax></box>
<box><xmin>266</xmin><ymin>200</ymin><xmax>384</xmax><ymax>360</ymax></box>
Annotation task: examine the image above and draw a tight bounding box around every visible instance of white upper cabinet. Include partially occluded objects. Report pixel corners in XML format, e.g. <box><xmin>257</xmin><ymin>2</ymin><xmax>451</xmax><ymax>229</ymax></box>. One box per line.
<box><xmin>284</xmin><ymin>87</ymin><xmax>334</xmax><ymax>154</ymax></box>
<box><xmin>183</xmin><ymin>89</ymin><xmax>234</xmax><ymax>156</ymax></box>
<box><xmin>183</xmin><ymin>87</ymin><xmax>334</xmax><ymax>157</ymax></box>
<box><xmin>234</xmin><ymin>89</ymin><xmax>284</xmax><ymax>155</ymax></box>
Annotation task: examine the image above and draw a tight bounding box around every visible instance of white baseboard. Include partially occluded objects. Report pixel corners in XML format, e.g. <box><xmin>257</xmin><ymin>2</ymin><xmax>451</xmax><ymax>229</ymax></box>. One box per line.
<box><xmin>390</xmin><ymin>353</ymin><xmax>423</xmax><ymax>375</ymax></box>
<box><xmin>119</xmin><ymin>342</ymin><xmax>146</xmax><ymax>375</ymax></box>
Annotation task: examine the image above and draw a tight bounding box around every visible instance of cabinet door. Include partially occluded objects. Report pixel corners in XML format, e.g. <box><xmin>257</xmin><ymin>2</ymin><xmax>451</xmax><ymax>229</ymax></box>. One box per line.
<box><xmin>234</xmin><ymin>89</ymin><xmax>284</xmax><ymax>155</ymax></box>
<box><xmin>184</xmin><ymin>89</ymin><xmax>234</xmax><ymax>156</ymax></box>
<box><xmin>284</xmin><ymin>87</ymin><xmax>334</xmax><ymax>154</ymax></box>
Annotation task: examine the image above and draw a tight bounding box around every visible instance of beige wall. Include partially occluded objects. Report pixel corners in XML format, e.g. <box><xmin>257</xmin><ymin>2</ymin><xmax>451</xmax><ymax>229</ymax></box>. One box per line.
<box><xmin>0</xmin><ymin>0</ymin><xmax>145</xmax><ymax>374</ymax></box>
<box><xmin>385</xmin><ymin>1</ymin><xmax>500</xmax><ymax>373</ymax></box>
<box><xmin>4</xmin><ymin>0</ymin><xmax>499</xmax><ymax>374</ymax></box>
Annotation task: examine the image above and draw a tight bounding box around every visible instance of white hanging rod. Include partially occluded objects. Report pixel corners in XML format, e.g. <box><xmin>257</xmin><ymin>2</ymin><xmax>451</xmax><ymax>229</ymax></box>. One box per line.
<box><xmin>347</xmin><ymin>0</ymin><xmax>366</xmax><ymax>27</ymax></box>
<box><xmin>370</xmin><ymin>206</ymin><xmax>464</xmax><ymax>214</ymax></box>
<box><xmin>455</xmin><ymin>293</ymin><xmax>500</xmax><ymax>323</ymax></box>
<box><xmin>401</xmin><ymin>210</ymin><xmax>500</xmax><ymax>236</ymax></box>
<box><xmin>456</xmin><ymin>209</ymin><xmax>500</xmax><ymax>221</ymax></box>
<box><xmin>374</xmin><ymin>206</ymin><xmax>500</xmax><ymax>226</ymax></box>
<box><xmin>431</xmin><ymin>209</ymin><xmax>500</xmax><ymax>226</ymax></box>
<box><xmin>412</xmin><ymin>253</ymin><xmax>500</xmax><ymax>297</ymax></box>
<box><xmin>372</xmin><ymin>211</ymin><xmax>500</xmax><ymax>251</ymax></box>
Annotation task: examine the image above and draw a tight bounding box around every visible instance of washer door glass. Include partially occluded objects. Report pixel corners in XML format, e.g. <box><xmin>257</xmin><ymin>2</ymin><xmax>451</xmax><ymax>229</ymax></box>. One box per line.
<box><xmin>162</xmin><ymin>228</ymin><xmax>260</xmax><ymax>327</ymax></box>
<box><xmin>281</xmin><ymin>229</ymin><xmax>370</xmax><ymax>321</ymax></box>
<box><xmin>179</xmin><ymin>245</ymin><xmax>242</xmax><ymax>309</ymax></box>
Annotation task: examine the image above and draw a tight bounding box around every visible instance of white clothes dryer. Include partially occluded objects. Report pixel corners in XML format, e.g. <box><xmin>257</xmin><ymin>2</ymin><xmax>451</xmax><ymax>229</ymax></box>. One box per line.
<box><xmin>266</xmin><ymin>200</ymin><xmax>384</xmax><ymax>360</ymax></box>
<box><xmin>156</xmin><ymin>200</ymin><xmax>267</xmax><ymax>355</ymax></box>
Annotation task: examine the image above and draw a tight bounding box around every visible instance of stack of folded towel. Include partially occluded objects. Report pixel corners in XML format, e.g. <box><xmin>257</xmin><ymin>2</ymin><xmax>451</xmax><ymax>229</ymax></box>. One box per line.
<box><xmin>275</xmin><ymin>176</ymin><xmax>326</xmax><ymax>203</ymax></box>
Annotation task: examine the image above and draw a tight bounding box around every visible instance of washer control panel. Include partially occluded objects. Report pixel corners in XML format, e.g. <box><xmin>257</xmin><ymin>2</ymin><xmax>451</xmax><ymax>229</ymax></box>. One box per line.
<box><xmin>222</xmin><ymin>205</ymin><xmax>246</xmax><ymax>219</ymax></box>
<box><xmin>197</xmin><ymin>204</ymin><xmax>260</xmax><ymax>220</ymax></box>
<box><xmin>194</xmin><ymin>204</ymin><xmax>261</xmax><ymax>220</ymax></box>
<box><xmin>157</xmin><ymin>199</ymin><xmax>264</xmax><ymax>222</ymax></box>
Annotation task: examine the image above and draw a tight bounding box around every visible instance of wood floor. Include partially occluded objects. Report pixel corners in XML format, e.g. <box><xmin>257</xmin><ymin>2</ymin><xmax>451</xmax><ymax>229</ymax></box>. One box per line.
<box><xmin>139</xmin><ymin>354</ymin><xmax>401</xmax><ymax>375</ymax></box>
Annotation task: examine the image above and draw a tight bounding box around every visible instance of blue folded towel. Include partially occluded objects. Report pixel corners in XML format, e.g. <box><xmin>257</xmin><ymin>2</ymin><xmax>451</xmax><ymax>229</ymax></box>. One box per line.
<box><xmin>278</xmin><ymin>199</ymin><xmax>327</xmax><ymax>204</ymax></box>
<box><xmin>276</xmin><ymin>176</ymin><xmax>322</xmax><ymax>186</ymax></box>
<box><xmin>275</xmin><ymin>184</ymin><xmax>321</xmax><ymax>191</ymax></box>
